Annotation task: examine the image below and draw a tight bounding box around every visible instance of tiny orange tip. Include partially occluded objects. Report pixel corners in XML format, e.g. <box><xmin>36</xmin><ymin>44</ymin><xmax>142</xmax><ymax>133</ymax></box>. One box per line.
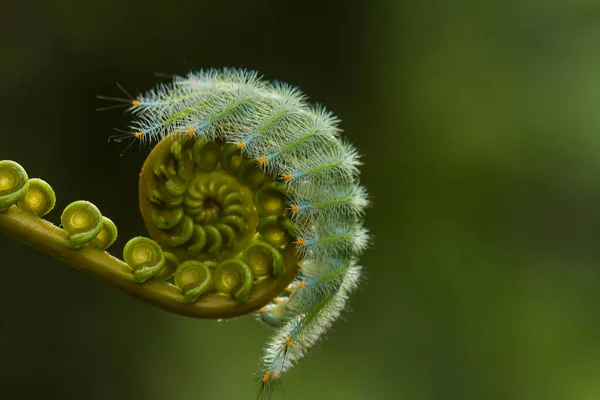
<box><xmin>283</xmin><ymin>173</ymin><xmax>293</xmax><ymax>181</ymax></box>
<box><xmin>297</xmin><ymin>262</ymin><xmax>303</xmax><ymax>269</ymax></box>
<box><xmin>257</xmin><ymin>157</ymin><xmax>267</xmax><ymax>165</ymax></box>
<box><xmin>273</xmin><ymin>372</ymin><xmax>280</xmax><ymax>381</ymax></box>
<box><xmin>290</xmin><ymin>204</ymin><xmax>300</xmax><ymax>212</ymax></box>
<box><xmin>296</xmin><ymin>238</ymin><xmax>305</xmax><ymax>246</ymax></box>
<box><xmin>134</xmin><ymin>131</ymin><xmax>144</xmax><ymax>138</ymax></box>
<box><xmin>132</xmin><ymin>100</ymin><xmax>142</xmax><ymax>106</ymax></box>
<box><xmin>263</xmin><ymin>371</ymin><xmax>271</xmax><ymax>383</ymax></box>
<box><xmin>236</xmin><ymin>142</ymin><xmax>245</xmax><ymax>149</ymax></box>
<box><xmin>299</xmin><ymin>282</ymin><xmax>307</xmax><ymax>289</ymax></box>
<box><xmin>285</xmin><ymin>337</ymin><xmax>293</xmax><ymax>346</ymax></box>
<box><xmin>187</xmin><ymin>128</ymin><xmax>196</xmax><ymax>135</ymax></box>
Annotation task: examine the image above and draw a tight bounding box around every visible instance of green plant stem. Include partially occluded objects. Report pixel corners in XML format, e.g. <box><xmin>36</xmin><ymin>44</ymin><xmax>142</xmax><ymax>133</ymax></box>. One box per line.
<box><xmin>0</xmin><ymin>205</ymin><xmax>297</xmax><ymax>319</ymax></box>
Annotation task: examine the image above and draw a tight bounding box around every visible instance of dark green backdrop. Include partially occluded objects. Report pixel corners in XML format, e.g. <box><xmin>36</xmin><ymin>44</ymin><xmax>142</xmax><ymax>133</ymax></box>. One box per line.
<box><xmin>2</xmin><ymin>0</ymin><xmax>600</xmax><ymax>399</ymax></box>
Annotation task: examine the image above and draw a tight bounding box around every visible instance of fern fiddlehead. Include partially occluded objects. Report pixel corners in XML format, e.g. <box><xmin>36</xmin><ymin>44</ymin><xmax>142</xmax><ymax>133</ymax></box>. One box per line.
<box><xmin>0</xmin><ymin>68</ymin><xmax>369</xmax><ymax>398</ymax></box>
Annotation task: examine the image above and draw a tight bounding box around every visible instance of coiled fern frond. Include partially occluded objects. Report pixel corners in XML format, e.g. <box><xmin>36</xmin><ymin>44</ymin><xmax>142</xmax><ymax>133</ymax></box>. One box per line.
<box><xmin>0</xmin><ymin>68</ymin><xmax>369</xmax><ymax>398</ymax></box>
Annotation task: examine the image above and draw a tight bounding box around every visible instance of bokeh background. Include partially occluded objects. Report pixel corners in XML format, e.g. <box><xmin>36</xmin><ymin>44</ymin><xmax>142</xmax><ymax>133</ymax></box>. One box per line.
<box><xmin>2</xmin><ymin>0</ymin><xmax>600</xmax><ymax>399</ymax></box>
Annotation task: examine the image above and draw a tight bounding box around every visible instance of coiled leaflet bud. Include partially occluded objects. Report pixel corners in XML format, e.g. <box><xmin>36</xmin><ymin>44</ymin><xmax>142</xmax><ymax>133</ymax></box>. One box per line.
<box><xmin>0</xmin><ymin>160</ymin><xmax>30</xmax><ymax>212</ymax></box>
<box><xmin>123</xmin><ymin>236</ymin><xmax>166</xmax><ymax>283</ymax></box>
<box><xmin>17</xmin><ymin>178</ymin><xmax>56</xmax><ymax>217</ymax></box>
<box><xmin>91</xmin><ymin>216</ymin><xmax>118</xmax><ymax>251</ymax></box>
<box><xmin>61</xmin><ymin>201</ymin><xmax>104</xmax><ymax>249</ymax></box>
<box><xmin>174</xmin><ymin>260</ymin><xmax>213</xmax><ymax>303</ymax></box>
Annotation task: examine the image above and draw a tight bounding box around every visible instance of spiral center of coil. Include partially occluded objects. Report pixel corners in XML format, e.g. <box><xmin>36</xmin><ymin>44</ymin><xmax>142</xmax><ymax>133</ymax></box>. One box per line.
<box><xmin>202</xmin><ymin>198</ymin><xmax>220</xmax><ymax>216</ymax></box>
<box><xmin>137</xmin><ymin>134</ymin><xmax>300</xmax><ymax>308</ymax></box>
<box><xmin>140</xmin><ymin>139</ymin><xmax>262</xmax><ymax>262</ymax></box>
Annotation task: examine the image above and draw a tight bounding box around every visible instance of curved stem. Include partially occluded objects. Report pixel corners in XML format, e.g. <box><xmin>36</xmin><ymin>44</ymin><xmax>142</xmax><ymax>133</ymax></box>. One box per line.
<box><xmin>0</xmin><ymin>205</ymin><xmax>297</xmax><ymax>319</ymax></box>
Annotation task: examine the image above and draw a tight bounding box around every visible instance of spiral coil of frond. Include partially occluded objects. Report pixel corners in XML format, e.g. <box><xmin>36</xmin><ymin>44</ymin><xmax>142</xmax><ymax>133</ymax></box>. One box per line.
<box><xmin>0</xmin><ymin>68</ymin><xmax>369</xmax><ymax>399</ymax></box>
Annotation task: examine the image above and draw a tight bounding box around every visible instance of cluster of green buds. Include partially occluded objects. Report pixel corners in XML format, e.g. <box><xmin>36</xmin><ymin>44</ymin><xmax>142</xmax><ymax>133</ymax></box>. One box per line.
<box><xmin>138</xmin><ymin>136</ymin><xmax>299</xmax><ymax>313</ymax></box>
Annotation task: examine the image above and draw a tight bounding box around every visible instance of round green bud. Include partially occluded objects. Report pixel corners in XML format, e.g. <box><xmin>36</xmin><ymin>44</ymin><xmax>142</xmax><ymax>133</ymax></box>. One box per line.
<box><xmin>0</xmin><ymin>160</ymin><xmax>30</xmax><ymax>212</ymax></box>
<box><xmin>214</xmin><ymin>259</ymin><xmax>254</xmax><ymax>302</ymax></box>
<box><xmin>17</xmin><ymin>178</ymin><xmax>55</xmax><ymax>217</ymax></box>
<box><xmin>123</xmin><ymin>237</ymin><xmax>166</xmax><ymax>283</ymax></box>
<box><xmin>91</xmin><ymin>216</ymin><xmax>118</xmax><ymax>250</ymax></box>
<box><xmin>192</xmin><ymin>138</ymin><xmax>221</xmax><ymax>172</ymax></box>
<box><xmin>243</xmin><ymin>241</ymin><xmax>285</xmax><ymax>279</ymax></box>
<box><xmin>255</xmin><ymin>182</ymin><xmax>288</xmax><ymax>216</ymax></box>
<box><xmin>61</xmin><ymin>200</ymin><xmax>104</xmax><ymax>249</ymax></box>
<box><xmin>174</xmin><ymin>260</ymin><xmax>213</xmax><ymax>303</ymax></box>
<box><xmin>154</xmin><ymin>251</ymin><xmax>180</xmax><ymax>282</ymax></box>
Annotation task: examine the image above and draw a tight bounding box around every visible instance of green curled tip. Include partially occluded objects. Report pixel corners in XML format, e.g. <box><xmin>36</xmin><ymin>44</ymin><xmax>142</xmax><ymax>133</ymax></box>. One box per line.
<box><xmin>203</xmin><ymin>260</ymin><xmax>219</xmax><ymax>271</ymax></box>
<box><xmin>214</xmin><ymin>259</ymin><xmax>254</xmax><ymax>303</ymax></box>
<box><xmin>170</xmin><ymin>141</ymin><xmax>183</xmax><ymax>161</ymax></box>
<box><xmin>0</xmin><ymin>160</ymin><xmax>30</xmax><ymax>212</ymax></box>
<box><xmin>237</xmin><ymin>159</ymin><xmax>268</xmax><ymax>189</ymax></box>
<box><xmin>154</xmin><ymin>251</ymin><xmax>179</xmax><ymax>281</ymax></box>
<box><xmin>164</xmin><ymin>178</ymin><xmax>187</xmax><ymax>197</ymax></box>
<box><xmin>255</xmin><ymin>182</ymin><xmax>289</xmax><ymax>216</ymax></box>
<box><xmin>192</xmin><ymin>138</ymin><xmax>221</xmax><ymax>172</ymax></box>
<box><xmin>168</xmin><ymin>215</ymin><xmax>194</xmax><ymax>247</ymax></box>
<box><xmin>61</xmin><ymin>200</ymin><xmax>104</xmax><ymax>249</ymax></box>
<box><xmin>152</xmin><ymin>207</ymin><xmax>184</xmax><ymax>229</ymax></box>
<box><xmin>223</xmin><ymin>204</ymin><xmax>252</xmax><ymax>219</ymax></box>
<box><xmin>170</xmin><ymin>141</ymin><xmax>195</xmax><ymax>181</ymax></box>
<box><xmin>243</xmin><ymin>240</ymin><xmax>285</xmax><ymax>279</ymax></box>
<box><xmin>149</xmin><ymin>188</ymin><xmax>184</xmax><ymax>209</ymax></box>
<box><xmin>216</xmin><ymin>183</ymin><xmax>237</xmax><ymax>202</ymax></box>
<box><xmin>174</xmin><ymin>260</ymin><xmax>213</xmax><ymax>303</ymax></box>
<box><xmin>221</xmin><ymin>215</ymin><xmax>247</xmax><ymax>234</ymax></box>
<box><xmin>123</xmin><ymin>237</ymin><xmax>166</xmax><ymax>283</ymax></box>
<box><xmin>258</xmin><ymin>215</ymin><xmax>294</xmax><ymax>248</ymax></box>
<box><xmin>221</xmin><ymin>191</ymin><xmax>245</xmax><ymax>207</ymax></box>
<box><xmin>153</xmin><ymin>164</ymin><xmax>172</xmax><ymax>180</ymax></box>
<box><xmin>178</xmin><ymin>154</ymin><xmax>195</xmax><ymax>181</ymax></box>
<box><xmin>91</xmin><ymin>216</ymin><xmax>118</xmax><ymax>250</ymax></box>
<box><xmin>220</xmin><ymin>144</ymin><xmax>243</xmax><ymax>175</ymax></box>
<box><xmin>188</xmin><ymin>224</ymin><xmax>208</xmax><ymax>255</ymax></box>
<box><xmin>215</xmin><ymin>222</ymin><xmax>237</xmax><ymax>248</ymax></box>
<box><xmin>17</xmin><ymin>178</ymin><xmax>55</xmax><ymax>217</ymax></box>
<box><xmin>203</xmin><ymin>224</ymin><xmax>223</xmax><ymax>255</ymax></box>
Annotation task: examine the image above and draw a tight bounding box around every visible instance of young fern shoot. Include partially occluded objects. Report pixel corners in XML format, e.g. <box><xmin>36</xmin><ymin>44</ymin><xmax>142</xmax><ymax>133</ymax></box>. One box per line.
<box><xmin>116</xmin><ymin>68</ymin><xmax>370</xmax><ymax>396</ymax></box>
<box><xmin>0</xmin><ymin>68</ymin><xmax>370</xmax><ymax>397</ymax></box>
<box><xmin>0</xmin><ymin>69</ymin><xmax>368</xmax><ymax>400</ymax></box>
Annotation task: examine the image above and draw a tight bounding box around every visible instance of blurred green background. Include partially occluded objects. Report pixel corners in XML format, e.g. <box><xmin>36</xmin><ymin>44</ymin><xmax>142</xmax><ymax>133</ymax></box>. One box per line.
<box><xmin>2</xmin><ymin>0</ymin><xmax>600</xmax><ymax>399</ymax></box>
